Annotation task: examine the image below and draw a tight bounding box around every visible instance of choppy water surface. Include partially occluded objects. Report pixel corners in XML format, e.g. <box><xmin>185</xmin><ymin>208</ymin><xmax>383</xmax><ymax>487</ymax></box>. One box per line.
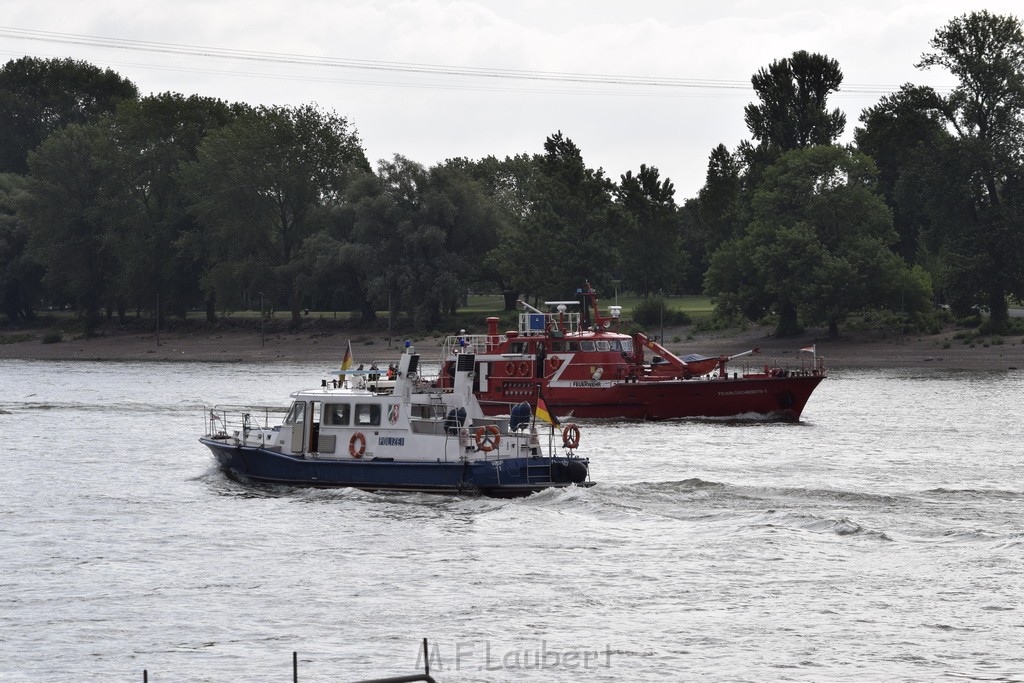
<box><xmin>1</xmin><ymin>360</ymin><xmax>1021</xmax><ymax>681</ymax></box>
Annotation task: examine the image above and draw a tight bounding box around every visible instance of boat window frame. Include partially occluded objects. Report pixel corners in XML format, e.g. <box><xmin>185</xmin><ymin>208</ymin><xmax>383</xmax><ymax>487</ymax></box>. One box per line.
<box><xmin>324</xmin><ymin>403</ymin><xmax>351</xmax><ymax>426</ymax></box>
<box><xmin>579</xmin><ymin>341</ymin><xmax>595</xmax><ymax>352</ymax></box>
<box><xmin>354</xmin><ymin>403</ymin><xmax>382</xmax><ymax>426</ymax></box>
<box><xmin>596</xmin><ymin>340</ymin><xmax>611</xmax><ymax>352</ymax></box>
<box><xmin>284</xmin><ymin>401</ymin><xmax>305</xmax><ymax>426</ymax></box>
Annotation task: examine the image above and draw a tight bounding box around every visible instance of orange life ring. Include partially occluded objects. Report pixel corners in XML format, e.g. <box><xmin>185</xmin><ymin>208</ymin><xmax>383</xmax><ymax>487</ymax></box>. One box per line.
<box><xmin>548</xmin><ymin>356</ymin><xmax>561</xmax><ymax>369</ymax></box>
<box><xmin>505</xmin><ymin>361</ymin><xmax>516</xmax><ymax>375</ymax></box>
<box><xmin>349</xmin><ymin>432</ymin><xmax>366</xmax><ymax>459</ymax></box>
<box><xmin>518</xmin><ymin>361</ymin><xmax>530</xmax><ymax>376</ymax></box>
<box><xmin>475</xmin><ymin>424</ymin><xmax>501</xmax><ymax>452</ymax></box>
<box><xmin>562</xmin><ymin>423</ymin><xmax>581</xmax><ymax>450</ymax></box>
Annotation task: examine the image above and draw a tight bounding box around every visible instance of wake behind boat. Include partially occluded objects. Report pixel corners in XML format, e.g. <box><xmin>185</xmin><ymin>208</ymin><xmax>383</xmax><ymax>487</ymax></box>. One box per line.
<box><xmin>437</xmin><ymin>283</ymin><xmax>826</xmax><ymax>421</ymax></box>
<box><xmin>200</xmin><ymin>345</ymin><xmax>593</xmax><ymax>497</ymax></box>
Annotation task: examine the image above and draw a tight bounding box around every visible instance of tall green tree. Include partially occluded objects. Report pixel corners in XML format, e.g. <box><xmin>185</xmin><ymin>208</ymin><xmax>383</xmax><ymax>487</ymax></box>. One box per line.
<box><xmin>0</xmin><ymin>173</ymin><xmax>43</xmax><ymax>323</ymax></box>
<box><xmin>744</xmin><ymin>50</ymin><xmax>846</xmax><ymax>162</ymax></box>
<box><xmin>322</xmin><ymin>170</ymin><xmax>398</xmax><ymax>323</ymax></box>
<box><xmin>105</xmin><ymin>93</ymin><xmax>240</xmax><ymax>324</ymax></box>
<box><xmin>454</xmin><ymin>154</ymin><xmax>536</xmax><ymax>311</ymax></box>
<box><xmin>854</xmin><ymin>85</ymin><xmax>950</xmax><ymax>261</ymax></box>
<box><xmin>360</xmin><ymin>156</ymin><xmax>501</xmax><ymax>328</ymax></box>
<box><xmin>614</xmin><ymin>164</ymin><xmax>684</xmax><ymax>297</ymax></box>
<box><xmin>524</xmin><ymin>132</ymin><xmax>620</xmax><ymax>299</ymax></box>
<box><xmin>705</xmin><ymin>146</ymin><xmax>931</xmax><ymax>338</ymax></box>
<box><xmin>914</xmin><ymin>10</ymin><xmax>1024</xmax><ymax>329</ymax></box>
<box><xmin>0</xmin><ymin>57</ymin><xmax>137</xmax><ymax>174</ymax></box>
<box><xmin>180</xmin><ymin>104</ymin><xmax>369</xmax><ymax>325</ymax></box>
<box><xmin>693</xmin><ymin>52</ymin><xmax>846</xmax><ymax>298</ymax></box>
<box><xmin>693</xmin><ymin>144</ymin><xmax>745</xmax><ymax>279</ymax></box>
<box><xmin>19</xmin><ymin>124</ymin><xmax>118</xmax><ymax>334</ymax></box>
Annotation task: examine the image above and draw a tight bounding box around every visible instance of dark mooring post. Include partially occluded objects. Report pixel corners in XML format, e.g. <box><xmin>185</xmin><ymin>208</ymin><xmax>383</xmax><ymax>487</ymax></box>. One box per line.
<box><xmin>423</xmin><ymin>638</ymin><xmax>430</xmax><ymax>676</ymax></box>
<box><xmin>143</xmin><ymin>670</ymin><xmax>148</xmax><ymax>682</ymax></box>
<box><xmin>293</xmin><ymin>650</ymin><xmax>298</xmax><ymax>682</ymax></box>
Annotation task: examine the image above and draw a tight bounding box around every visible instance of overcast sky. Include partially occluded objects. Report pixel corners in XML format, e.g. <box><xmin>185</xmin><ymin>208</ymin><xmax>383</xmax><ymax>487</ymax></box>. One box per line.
<box><xmin>1</xmin><ymin>1</ymin><xmax>1021</xmax><ymax>198</ymax></box>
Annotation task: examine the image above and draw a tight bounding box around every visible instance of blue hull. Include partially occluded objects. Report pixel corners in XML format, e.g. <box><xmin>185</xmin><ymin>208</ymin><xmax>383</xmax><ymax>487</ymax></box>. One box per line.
<box><xmin>200</xmin><ymin>438</ymin><xmax>592</xmax><ymax>498</ymax></box>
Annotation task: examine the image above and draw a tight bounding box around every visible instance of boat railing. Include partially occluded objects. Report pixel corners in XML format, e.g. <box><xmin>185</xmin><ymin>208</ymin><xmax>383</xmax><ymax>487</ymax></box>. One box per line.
<box><xmin>204</xmin><ymin>404</ymin><xmax>288</xmax><ymax>443</ymax></box>
<box><xmin>440</xmin><ymin>334</ymin><xmax>504</xmax><ymax>357</ymax></box>
<box><xmin>519</xmin><ymin>310</ymin><xmax>581</xmax><ymax>337</ymax></box>
<box><xmin>734</xmin><ymin>354</ymin><xmax>827</xmax><ymax>378</ymax></box>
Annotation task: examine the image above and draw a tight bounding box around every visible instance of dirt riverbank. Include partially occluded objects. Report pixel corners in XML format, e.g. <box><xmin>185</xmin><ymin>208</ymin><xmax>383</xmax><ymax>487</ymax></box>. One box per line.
<box><xmin>2</xmin><ymin>321</ymin><xmax>1021</xmax><ymax>371</ymax></box>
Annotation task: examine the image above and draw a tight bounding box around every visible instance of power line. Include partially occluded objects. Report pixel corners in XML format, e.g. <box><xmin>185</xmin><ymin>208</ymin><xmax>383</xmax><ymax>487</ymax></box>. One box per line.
<box><xmin>0</xmin><ymin>24</ymin><xmax>931</xmax><ymax>97</ymax></box>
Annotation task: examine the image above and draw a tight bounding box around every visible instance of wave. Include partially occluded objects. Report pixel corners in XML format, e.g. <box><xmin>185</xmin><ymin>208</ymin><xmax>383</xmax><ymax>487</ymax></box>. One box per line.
<box><xmin>190</xmin><ymin>467</ymin><xmax>1015</xmax><ymax>548</ymax></box>
<box><xmin>922</xmin><ymin>487</ymin><xmax>1024</xmax><ymax>500</ymax></box>
<box><xmin>994</xmin><ymin>533</ymin><xmax>1024</xmax><ymax>549</ymax></box>
<box><xmin>729</xmin><ymin>508</ymin><xmax>893</xmax><ymax>540</ymax></box>
<box><xmin>4</xmin><ymin>400</ymin><xmax>205</xmax><ymax>415</ymax></box>
<box><xmin>732</xmin><ymin>484</ymin><xmax>904</xmax><ymax>506</ymax></box>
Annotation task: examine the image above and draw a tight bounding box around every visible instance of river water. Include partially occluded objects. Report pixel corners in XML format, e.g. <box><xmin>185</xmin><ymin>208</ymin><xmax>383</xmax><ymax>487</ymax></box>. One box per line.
<box><xmin>1</xmin><ymin>360</ymin><xmax>1021</xmax><ymax>682</ymax></box>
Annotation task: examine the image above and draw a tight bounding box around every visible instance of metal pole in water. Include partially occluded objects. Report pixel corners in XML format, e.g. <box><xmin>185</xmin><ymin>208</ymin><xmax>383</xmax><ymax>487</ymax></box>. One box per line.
<box><xmin>293</xmin><ymin>650</ymin><xmax>298</xmax><ymax>682</ymax></box>
<box><xmin>143</xmin><ymin>670</ymin><xmax>147</xmax><ymax>683</ymax></box>
<box><xmin>423</xmin><ymin>638</ymin><xmax>429</xmax><ymax>676</ymax></box>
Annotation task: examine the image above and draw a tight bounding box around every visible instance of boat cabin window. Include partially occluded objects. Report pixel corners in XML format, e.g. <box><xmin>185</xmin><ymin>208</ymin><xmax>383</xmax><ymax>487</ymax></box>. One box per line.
<box><xmin>416</xmin><ymin>404</ymin><xmax>447</xmax><ymax>419</ymax></box>
<box><xmin>284</xmin><ymin>402</ymin><xmax>305</xmax><ymax>425</ymax></box>
<box><xmin>325</xmin><ymin>403</ymin><xmax>350</xmax><ymax>426</ymax></box>
<box><xmin>579</xmin><ymin>341</ymin><xmax>595</xmax><ymax>352</ymax></box>
<box><xmin>550</xmin><ymin>341</ymin><xmax>567</xmax><ymax>352</ymax></box>
<box><xmin>596</xmin><ymin>340</ymin><xmax>610</xmax><ymax>352</ymax></box>
<box><xmin>620</xmin><ymin>339</ymin><xmax>633</xmax><ymax>353</ymax></box>
<box><xmin>508</xmin><ymin>341</ymin><xmax>527</xmax><ymax>354</ymax></box>
<box><xmin>355</xmin><ymin>403</ymin><xmax>381</xmax><ymax>426</ymax></box>
<box><xmin>567</xmin><ymin>341</ymin><xmax>580</xmax><ymax>352</ymax></box>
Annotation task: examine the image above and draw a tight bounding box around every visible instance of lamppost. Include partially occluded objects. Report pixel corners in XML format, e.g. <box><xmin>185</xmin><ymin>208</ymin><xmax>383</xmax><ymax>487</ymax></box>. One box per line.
<box><xmin>659</xmin><ymin>290</ymin><xmax>665</xmax><ymax>343</ymax></box>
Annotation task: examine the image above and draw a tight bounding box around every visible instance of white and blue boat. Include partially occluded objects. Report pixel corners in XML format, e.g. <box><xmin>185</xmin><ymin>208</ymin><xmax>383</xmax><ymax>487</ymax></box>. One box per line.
<box><xmin>200</xmin><ymin>346</ymin><xmax>593</xmax><ymax>497</ymax></box>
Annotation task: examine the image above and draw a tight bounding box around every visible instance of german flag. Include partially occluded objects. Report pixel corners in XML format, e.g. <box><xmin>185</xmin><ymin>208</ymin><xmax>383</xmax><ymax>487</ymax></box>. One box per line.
<box><xmin>341</xmin><ymin>340</ymin><xmax>353</xmax><ymax>371</ymax></box>
<box><xmin>535</xmin><ymin>392</ymin><xmax>560</xmax><ymax>427</ymax></box>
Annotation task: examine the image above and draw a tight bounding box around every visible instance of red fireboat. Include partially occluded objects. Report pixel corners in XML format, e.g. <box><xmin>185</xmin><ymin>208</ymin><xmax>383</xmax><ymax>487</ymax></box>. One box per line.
<box><xmin>437</xmin><ymin>284</ymin><xmax>826</xmax><ymax>421</ymax></box>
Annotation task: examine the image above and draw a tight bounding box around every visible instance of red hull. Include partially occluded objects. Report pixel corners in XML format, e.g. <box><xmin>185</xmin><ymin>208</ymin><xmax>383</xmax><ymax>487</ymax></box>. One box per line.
<box><xmin>480</xmin><ymin>373</ymin><xmax>825</xmax><ymax>421</ymax></box>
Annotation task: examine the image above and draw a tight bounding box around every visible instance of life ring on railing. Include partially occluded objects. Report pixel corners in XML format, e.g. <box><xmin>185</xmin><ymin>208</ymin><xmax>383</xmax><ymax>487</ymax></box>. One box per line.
<box><xmin>518</xmin><ymin>361</ymin><xmax>530</xmax><ymax>377</ymax></box>
<box><xmin>349</xmin><ymin>432</ymin><xmax>366</xmax><ymax>459</ymax></box>
<box><xmin>475</xmin><ymin>425</ymin><xmax>501</xmax><ymax>452</ymax></box>
<box><xmin>562</xmin><ymin>423</ymin><xmax>581</xmax><ymax>450</ymax></box>
<box><xmin>505</xmin><ymin>361</ymin><xmax>516</xmax><ymax>376</ymax></box>
<box><xmin>548</xmin><ymin>356</ymin><xmax>562</xmax><ymax>369</ymax></box>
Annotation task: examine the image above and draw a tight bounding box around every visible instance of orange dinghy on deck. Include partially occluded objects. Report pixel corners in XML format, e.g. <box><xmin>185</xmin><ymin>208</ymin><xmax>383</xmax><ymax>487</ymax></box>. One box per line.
<box><xmin>437</xmin><ymin>284</ymin><xmax>826</xmax><ymax>421</ymax></box>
